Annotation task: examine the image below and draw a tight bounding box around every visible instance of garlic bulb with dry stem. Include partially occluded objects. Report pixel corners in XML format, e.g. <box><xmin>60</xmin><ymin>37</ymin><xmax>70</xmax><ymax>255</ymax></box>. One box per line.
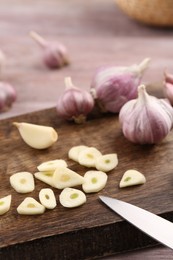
<box><xmin>56</xmin><ymin>77</ymin><xmax>94</xmax><ymax>124</ymax></box>
<box><xmin>0</xmin><ymin>82</ymin><xmax>17</xmax><ymax>112</ymax></box>
<box><xmin>90</xmin><ymin>58</ymin><xmax>150</xmax><ymax>113</ymax></box>
<box><xmin>163</xmin><ymin>71</ymin><xmax>173</xmax><ymax>105</ymax></box>
<box><xmin>30</xmin><ymin>31</ymin><xmax>69</xmax><ymax>69</ymax></box>
<box><xmin>119</xmin><ymin>85</ymin><xmax>173</xmax><ymax>144</ymax></box>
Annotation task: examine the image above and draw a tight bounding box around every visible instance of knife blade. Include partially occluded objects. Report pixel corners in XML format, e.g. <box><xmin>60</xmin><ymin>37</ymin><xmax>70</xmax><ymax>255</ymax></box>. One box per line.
<box><xmin>99</xmin><ymin>195</ymin><xmax>173</xmax><ymax>250</ymax></box>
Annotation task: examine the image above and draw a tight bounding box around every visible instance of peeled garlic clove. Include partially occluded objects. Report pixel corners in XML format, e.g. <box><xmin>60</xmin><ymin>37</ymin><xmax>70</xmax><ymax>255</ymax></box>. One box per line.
<box><xmin>78</xmin><ymin>147</ymin><xmax>102</xmax><ymax>167</ymax></box>
<box><xmin>0</xmin><ymin>195</ymin><xmax>12</xmax><ymax>215</ymax></box>
<box><xmin>59</xmin><ymin>188</ymin><xmax>86</xmax><ymax>208</ymax></box>
<box><xmin>52</xmin><ymin>167</ymin><xmax>84</xmax><ymax>189</ymax></box>
<box><xmin>90</xmin><ymin>58</ymin><xmax>150</xmax><ymax>113</ymax></box>
<box><xmin>119</xmin><ymin>85</ymin><xmax>173</xmax><ymax>144</ymax></box>
<box><xmin>30</xmin><ymin>31</ymin><xmax>69</xmax><ymax>69</ymax></box>
<box><xmin>34</xmin><ymin>171</ymin><xmax>54</xmax><ymax>187</ymax></box>
<box><xmin>13</xmin><ymin>122</ymin><xmax>58</xmax><ymax>149</ymax></box>
<box><xmin>10</xmin><ymin>172</ymin><xmax>35</xmax><ymax>193</ymax></box>
<box><xmin>37</xmin><ymin>159</ymin><xmax>67</xmax><ymax>172</ymax></box>
<box><xmin>39</xmin><ymin>188</ymin><xmax>57</xmax><ymax>209</ymax></box>
<box><xmin>56</xmin><ymin>77</ymin><xmax>94</xmax><ymax>124</ymax></box>
<box><xmin>17</xmin><ymin>197</ymin><xmax>45</xmax><ymax>215</ymax></box>
<box><xmin>68</xmin><ymin>145</ymin><xmax>88</xmax><ymax>162</ymax></box>
<box><xmin>95</xmin><ymin>154</ymin><xmax>118</xmax><ymax>172</ymax></box>
<box><xmin>163</xmin><ymin>71</ymin><xmax>173</xmax><ymax>105</ymax></box>
<box><xmin>82</xmin><ymin>170</ymin><xmax>108</xmax><ymax>193</ymax></box>
<box><xmin>119</xmin><ymin>170</ymin><xmax>146</xmax><ymax>188</ymax></box>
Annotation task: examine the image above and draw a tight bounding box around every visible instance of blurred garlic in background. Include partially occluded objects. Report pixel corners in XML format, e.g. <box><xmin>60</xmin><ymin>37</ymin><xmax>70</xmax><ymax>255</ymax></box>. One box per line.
<box><xmin>30</xmin><ymin>31</ymin><xmax>70</xmax><ymax>69</ymax></box>
<box><xmin>163</xmin><ymin>71</ymin><xmax>173</xmax><ymax>105</ymax></box>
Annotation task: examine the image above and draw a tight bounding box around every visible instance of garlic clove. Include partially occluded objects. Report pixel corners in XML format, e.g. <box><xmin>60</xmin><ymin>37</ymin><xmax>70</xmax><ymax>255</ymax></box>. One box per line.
<box><xmin>52</xmin><ymin>167</ymin><xmax>85</xmax><ymax>189</ymax></box>
<box><xmin>68</xmin><ymin>145</ymin><xmax>89</xmax><ymax>162</ymax></box>
<box><xmin>56</xmin><ymin>77</ymin><xmax>94</xmax><ymax>124</ymax></box>
<box><xmin>78</xmin><ymin>147</ymin><xmax>102</xmax><ymax>167</ymax></box>
<box><xmin>163</xmin><ymin>71</ymin><xmax>173</xmax><ymax>105</ymax></box>
<box><xmin>39</xmin><ymin>188</ymin><xmax>57</xmax><ymax>209</ymax></box>
<box><xmin>95</xmin><ymin>153</ymin><xmax>118</xmax><ymax>172</ymax></box>
<box><xmin>37</xmin><ymin>159</ymin><xmax>67</xmax><ymax>172</ymax></box>
<box><xmin>10</xmin><ymin>172</ymin><xmax>35</xmax><ymax>193</ymax></box>
<box><xmin>90</xmin><ymin>58</ymin><xmax>150</xmax><ymax>113</ymax></box>
<box><xmin>119</xmin><ymin>170</ymin><xmax>146</xmax><ymax>188</ymax></box>
<box><xmin>34</xmin><ymin>171</ymin><xmax>55</xmax><ymax>187</ymax></box>
<box><xmin>0</xmin><ymin>195</ymin><xmax>12</xmax><ymax>215</ymax></box>
<box><xmin>30</xmin><ymin>31</ymin><xmax>70</xmax><ymax>69</ymax></box>
<box><xmin>13</xmin><ymin>122</ymin><xmax>58</xmax><ymax>149</ymax></box>
<box><xmin>59</xmin><ymin>188</ymin><xmax>86</xmax><ymax>208</ymax></box>
<box><xmin>17</xmin><ymin>197</ymin><xmax>45</xmax><ymax>215</ymax></box>
<box><xmin>82</xmin><ymin>170</ymin><xmax>108</xmax><ymax>193</ymax></box>
<box><xmin>119</xmin><ymin>85</ymin><xmax>173</xmax><ymax>144</ymax></box>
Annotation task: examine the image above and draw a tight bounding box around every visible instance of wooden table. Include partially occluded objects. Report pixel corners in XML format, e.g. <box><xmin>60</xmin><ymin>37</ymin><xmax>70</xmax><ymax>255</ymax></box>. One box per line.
<box><xmin>0</xmin><ymin>0</ymin><xmax>173</xmax><ymax>258</ymax></box>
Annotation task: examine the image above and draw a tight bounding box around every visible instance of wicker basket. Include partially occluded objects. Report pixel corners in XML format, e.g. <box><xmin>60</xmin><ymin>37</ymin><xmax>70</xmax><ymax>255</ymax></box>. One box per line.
<box><xmin>115</xmin><ymin>0</ymin><xmax>173</xmax><ymax>27</ymax></box>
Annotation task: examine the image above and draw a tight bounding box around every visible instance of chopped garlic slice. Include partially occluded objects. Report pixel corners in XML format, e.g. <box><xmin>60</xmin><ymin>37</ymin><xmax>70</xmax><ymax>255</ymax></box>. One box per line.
<box><xmin>39</xmin><ymin>188</ymin><xmax>57</xmax><ymax>209</ymax></box>
<box><xmin>95</xmin><ymin>153</ymin><xmax>118</xmax><ymax>172</ymax></box>
<box><xmin>34</xmin><ymin>171</ymin><xmax>54</xmax><ymax>187</ymax></box>
<box><xmin>0</xmin><ymin>195</ymin><xmax>12</xmax><ymax>215</ymax></box>
<box><xmin>78</xmin><ymin>147</ymin><xmax>102</xmax><ymax>167</ymax></box>
<box><xmin>82</xmin><ymin>170</ymin><xmax>108</xmax><ymax>193</ymax></box>
<box><xmin>59</xmin><ymin>188</ymin><xmax>86</xmax><ymax>208</ymax></box>
<box><xmin>17</xmin><ymin>197</ymin><xmax>45</xmax><ymax>215</ymax></box>
<box><xmin>10</xmin><ymin>172</ymin><xmax>35</xmax><ymax>193</ymax></box>
<box><xmin>37</xmin><ymin>159</ymin><xmax>67</xmax><ymax>172</ymax></box>
<box><xmin>53</xmin><ymin>167</ymin><xmax>84</xmax><ymax>189</ymax></box>
<box><xmin>119</xmin><ymin>169</ymin><xmax>146</xmax><ymax>188</ymax></box>
<box><xmin>68</xmin><ymin>145</ymin><xmax>88</xmax><ymax>162</ymax></box>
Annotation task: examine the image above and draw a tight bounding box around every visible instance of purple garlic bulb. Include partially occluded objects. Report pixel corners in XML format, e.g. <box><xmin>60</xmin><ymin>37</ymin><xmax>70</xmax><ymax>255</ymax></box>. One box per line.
<box><xmin>163</xmin><ymin>71</ymin><xmax>173</xmax><ymax>105</ymax></box>
<box><xmin>56</xmin><ymin>77</ymin><xmax>94</xmax><ymax>124</ymax></box>
<box><xmin>90</xmin><ymin>58</ymin><xmax>150</xmax><ymax>113</ymax></box>
<box><xmin>0</xmin><ymin>82</ymin><xmax>17</xmax><ymax>112</ymax></box>
<box><xmin>119</xmin><ymin>85</ymin><xmax>173</xmax><ymax>144</ymax></box>
<box><xmin>30</xmin><ymin>31</ymin><xmax>69</xmax><ymax>69</ymax></box>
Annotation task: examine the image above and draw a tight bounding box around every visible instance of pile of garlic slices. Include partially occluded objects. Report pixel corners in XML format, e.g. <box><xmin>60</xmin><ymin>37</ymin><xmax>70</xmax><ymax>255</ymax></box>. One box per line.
<box><xmin>0</xmin><ymin>145</ymin><xmax>146</xmax><ymax>216</ymax></box>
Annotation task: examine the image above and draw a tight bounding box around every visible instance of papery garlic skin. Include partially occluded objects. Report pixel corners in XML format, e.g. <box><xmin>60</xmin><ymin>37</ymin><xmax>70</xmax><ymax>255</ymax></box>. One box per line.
<box><xmin>91</xmin><ymin>58</ymin><xmax>150</xmax><ymax>113</ymax></box>
<box><xmin>30</xmin><ymin>31</ymin><xmax>69</xmax><ymax>69</ymax></box>
<box><xmin>119</xmin><ymin>85</ymin><xmax>173</xmax><ymax>144</ymax></box>
<box><xmin>56</xmin><ymin>77</ymin><xmax>94</xmax><ymax>124</ymax></box>
<box><xmin>163</xmin><ymin>71</ymin><xmax>173</xmax><ymax>105</ymax></box>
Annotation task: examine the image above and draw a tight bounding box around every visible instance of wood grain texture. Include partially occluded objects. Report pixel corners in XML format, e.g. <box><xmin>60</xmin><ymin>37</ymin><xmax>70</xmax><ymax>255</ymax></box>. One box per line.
<box><xmin>0</xmin><ymin>106</ymin><xmax>173</xmax><ymax>259</ymax></box>
<box><xmin>0</xmin><ymin>0</ymin><xmax>173</xmax><ymax>258</ymax></box>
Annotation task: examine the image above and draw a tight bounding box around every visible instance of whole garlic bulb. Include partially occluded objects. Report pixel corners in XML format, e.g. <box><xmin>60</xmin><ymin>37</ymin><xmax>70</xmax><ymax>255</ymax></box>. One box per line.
<box><xmin>0</xmin><ymin>82</ymin><xmax>17</xmax><ymax>112</ymax></box>
<box><xmin>163</xmin><ymin>71</ymin><xmax>173</xmax><ymax>105</ymax></box>
<box><xmin>30</xmin><ymin>31</ymin><xmax>69</xmax><ymax>69</ymax></box>
<box><xmin>90</xmin><ymin>58</ymin><xmax>150</xmax><ymax>113</ymax></box>
<box><xmin>119</xmin><ymin>85</ymin><xmax>173</xmax><ymax>144</ymax></box>
<box><xmin>56</xmin><ymin>77</ymin><xmax>94</xmax><ymax>124</ymax></box>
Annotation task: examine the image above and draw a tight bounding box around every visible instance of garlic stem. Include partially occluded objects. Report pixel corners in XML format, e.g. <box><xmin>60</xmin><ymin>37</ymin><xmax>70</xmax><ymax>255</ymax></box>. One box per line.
<box><xmin>64</xmin><ymin>77</ymin><xmax>73</xmax><ymax>89</ymax></box>
<box><xmin>137</xmin><ymin>84</ymin><xmax>149</xmax><ymax>104</ymax></box>
<box><xmin>30</xmin><ymin>31</ymin><xmax>47</xmax><ymax>48</ymax></box>
<box><xmin>138</xmin><ymin>57</ymin><xmax>151</xmax><ymax>74</ymax></box>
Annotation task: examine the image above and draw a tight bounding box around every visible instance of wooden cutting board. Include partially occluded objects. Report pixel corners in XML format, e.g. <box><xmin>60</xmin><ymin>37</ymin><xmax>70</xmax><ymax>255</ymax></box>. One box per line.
<box><xmin>1</xmin><ymin>105</ymin><xmax>173</xmax><ymax>259</ymax></box>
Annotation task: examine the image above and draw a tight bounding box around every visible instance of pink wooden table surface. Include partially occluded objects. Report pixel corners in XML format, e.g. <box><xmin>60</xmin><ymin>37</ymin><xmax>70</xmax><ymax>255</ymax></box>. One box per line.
<box><xmin>0</xmin><ymin>0</ymin><xmax>173</xmax><ymax>258</ymax></box>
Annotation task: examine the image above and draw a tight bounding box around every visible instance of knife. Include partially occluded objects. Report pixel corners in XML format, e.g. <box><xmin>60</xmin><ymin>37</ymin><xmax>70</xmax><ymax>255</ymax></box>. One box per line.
<box><xmin>99</xmin><ymin>195</ymin><xmax>173</xmax><ymax>250</ymax></box>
